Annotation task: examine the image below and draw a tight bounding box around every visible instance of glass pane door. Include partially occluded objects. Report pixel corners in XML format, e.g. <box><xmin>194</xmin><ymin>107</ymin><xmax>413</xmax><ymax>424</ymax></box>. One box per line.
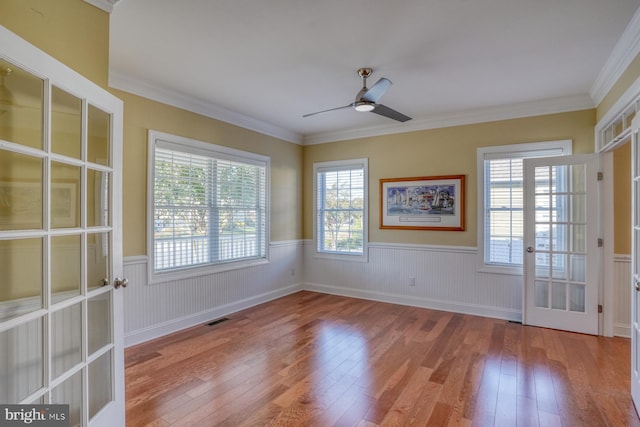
<box><xmin>0</xmin><ymin>25</ymin><xmax>124</xmax><ymax>427</ymax></box>
<box><xmin>523</xmin><ymin>154</ymin><xmax>599</xmax><ymax>335</ymax></box>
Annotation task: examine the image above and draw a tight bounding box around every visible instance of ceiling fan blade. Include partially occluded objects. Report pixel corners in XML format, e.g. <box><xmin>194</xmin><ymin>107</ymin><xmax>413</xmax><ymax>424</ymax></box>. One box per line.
<box><xmin>371</xmin><ymin>104</ymin><xmax>412</xmax><ymax>122</ymax></box>
<box><xmin>362</xmin><ymin>78</ymin><xmax>392</xmax><ymax>103</ymax></box>
<box><xmin>303</xmin><ymin>104</ymin><xmax>353</xmax><ymax>118</ymax></box>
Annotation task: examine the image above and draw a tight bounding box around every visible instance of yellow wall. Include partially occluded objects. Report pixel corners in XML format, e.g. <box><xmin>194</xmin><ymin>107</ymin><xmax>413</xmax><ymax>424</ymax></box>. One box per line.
<box><xmin>614</xmin><ymin>142</ymin><xmax>631</xmax><ymax>254</ymax></box>
<box><xmin>112</xmin><ymin>90</ymin><xmax>303</xmax><ymax>256</ymax></box>
<box><xmin>303</xmin><ymin>109</ymin><xmax>596</xmax><ymax>247</ymax></box>
<box><xmin>0</xmin><ymin>0</ymin><xmax>109</xmax><ymax>88</ymax></box>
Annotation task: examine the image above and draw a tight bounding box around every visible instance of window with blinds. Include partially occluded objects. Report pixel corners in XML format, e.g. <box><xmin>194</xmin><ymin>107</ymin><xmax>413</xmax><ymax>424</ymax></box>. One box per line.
<box><xmin>314</xmin><ymin>159</ymin><xmax>368</xmax><ymax>258</ymax></box>
<box><xmin>478</xmin><ymin>141</ymin><xmax>571</xmax><ymax>270</ymax></box>
<box><xmin>149</xmin><ymin>132</ymin><xmax>268</xmax><ymax>280</ymax></box>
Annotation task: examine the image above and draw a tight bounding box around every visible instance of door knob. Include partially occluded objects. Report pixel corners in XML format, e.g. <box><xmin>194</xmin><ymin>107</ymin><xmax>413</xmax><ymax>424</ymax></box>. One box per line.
<box><xmin>114</xmin><ymin>277</ymin><xmax>128</xmax><ymax>289</ymax></box>
<box><xmin>526</xmin><ymin>246</ymin><xmax>534</xmax><ymax>253</ymax></box>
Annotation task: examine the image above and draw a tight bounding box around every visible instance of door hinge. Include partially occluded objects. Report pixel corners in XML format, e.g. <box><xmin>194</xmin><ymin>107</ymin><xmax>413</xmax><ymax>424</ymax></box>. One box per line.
<box><xmin>598</xmin><ymin>238</ymin><xmax>603</xmax><ymax>247</ymax></box>
<box><xmin>597</xmin><ymin>171</ymin><xmax>604</xmax><ymax>181</ymax></box>
<box><xmin>598</xmin><ymin>304</ymin><xmax>603</xmax><ymax>314</ymax></box>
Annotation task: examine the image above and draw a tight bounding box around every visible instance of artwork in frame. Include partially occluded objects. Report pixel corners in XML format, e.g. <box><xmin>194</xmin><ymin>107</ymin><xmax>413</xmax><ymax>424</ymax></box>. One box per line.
<box><xmin>380</xmin><ymin>175</ymin><xmax>465</xmax><ymax>231</ymax></box>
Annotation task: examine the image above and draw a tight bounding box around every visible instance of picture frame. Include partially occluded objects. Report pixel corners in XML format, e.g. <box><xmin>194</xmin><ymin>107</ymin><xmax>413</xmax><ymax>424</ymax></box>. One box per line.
<box><xmin>380</xmin><ymin>175</ymin><xmax>465</xmax><ymax>231</ymax></box>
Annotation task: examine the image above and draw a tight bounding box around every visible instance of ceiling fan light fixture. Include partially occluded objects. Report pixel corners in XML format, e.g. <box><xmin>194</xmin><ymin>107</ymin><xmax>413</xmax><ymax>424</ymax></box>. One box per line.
<box><xmin>354</xmin><ymin>101</ymin><xmax>375</xmax><ymax>112</ymax></box>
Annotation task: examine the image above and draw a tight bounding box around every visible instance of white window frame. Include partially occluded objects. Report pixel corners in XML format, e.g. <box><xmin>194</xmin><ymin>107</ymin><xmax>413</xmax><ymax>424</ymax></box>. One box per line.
<box><xmin>477</xmin><ymin>140</ymin><xmax>572</xmax><ymax>275</ymax></box>
<box><xmin>147</xmin><ymin>130</ymin><xmax>270</xmax><ymax>284</ymax></box>
<box><xmin>313</xmin><ymin>158</ymin><xmax>369</xmax><ymax>262</ymax></box>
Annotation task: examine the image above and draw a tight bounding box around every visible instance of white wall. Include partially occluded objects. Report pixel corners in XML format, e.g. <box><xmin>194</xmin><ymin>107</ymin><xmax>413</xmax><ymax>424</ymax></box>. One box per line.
<box><xmin>304</xmin><ymin>241</ymin><xmax>522</xmax><ymax>321</ymax></box>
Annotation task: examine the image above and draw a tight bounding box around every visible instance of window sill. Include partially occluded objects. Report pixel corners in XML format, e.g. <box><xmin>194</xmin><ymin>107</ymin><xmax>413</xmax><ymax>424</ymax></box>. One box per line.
<box><xmin>477</xmin><ymin>264</ymin><xmax>523</xmax><ymax>276</ymax></box>
<box><xmin>148</xmin><ymin>257</ymin><xmax>269</xmax><ymax>285</ymax></box>
<box><xmin>314</xmin><ymin>250</ymin><xmax>369</xmax><ymax>263</ymax></box>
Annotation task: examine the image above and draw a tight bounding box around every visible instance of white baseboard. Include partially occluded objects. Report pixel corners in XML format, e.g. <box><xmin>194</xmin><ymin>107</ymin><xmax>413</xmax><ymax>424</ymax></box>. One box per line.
<box><xmin>303</xmin><ymin>282</ymin><xmax>521</xmax><ymax>323</ymax></box>
<box><xmin>124</xmin><ymin>283</ymin><xmax>302</xmax><ymax>347</ymax></box>
<box><xmin>614</xmin><ymin>323</ymin><xmax>631</xmax><ymax>338</ymax></box>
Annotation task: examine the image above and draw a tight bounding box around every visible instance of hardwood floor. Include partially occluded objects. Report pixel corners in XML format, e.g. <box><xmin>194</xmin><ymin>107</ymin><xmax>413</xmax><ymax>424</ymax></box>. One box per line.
<box><xmin>125</xmin><ymin>291</ymin><xmax>640</xmax><ymax>426</ymax></box>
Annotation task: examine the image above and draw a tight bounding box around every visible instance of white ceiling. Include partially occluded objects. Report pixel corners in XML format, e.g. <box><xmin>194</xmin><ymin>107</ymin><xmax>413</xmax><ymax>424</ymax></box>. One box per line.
<box><xmin>108</xmin><ymin>0</ymin><xmax>640</xmax><ymax>144</ymax></box>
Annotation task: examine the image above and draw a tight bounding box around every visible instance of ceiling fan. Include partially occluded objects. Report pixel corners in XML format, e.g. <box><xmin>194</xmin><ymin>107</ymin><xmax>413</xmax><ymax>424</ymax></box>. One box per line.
<box><xmin>303</xmin><ymin>68</ymin><xmax>412</xmax><ymax>122</ymax></box>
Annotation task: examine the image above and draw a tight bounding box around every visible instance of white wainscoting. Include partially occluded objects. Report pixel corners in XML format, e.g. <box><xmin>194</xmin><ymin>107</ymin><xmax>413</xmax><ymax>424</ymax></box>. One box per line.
<box><xmin>122</xmin><ymin>242</ymin><xmax>632</xmax><ymax>347</ymax></box>
<box><xmin>614</xmin><ymin>254</ymin><xmax>631</xmax><ymax>337</ymax></box>
<box><xmin>122</xmin><ymin>240</ymin><xmax>304</xmax><ymax>347</ymax></box>
<box><xmin>303</xmin><ymin>241</ymin><xmax>523</xmax><ymax>321</ymax></box>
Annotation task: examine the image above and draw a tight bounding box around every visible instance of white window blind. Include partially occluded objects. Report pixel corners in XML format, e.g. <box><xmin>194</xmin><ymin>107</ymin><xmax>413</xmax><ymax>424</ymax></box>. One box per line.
<box><xmin>479</xmin><ymin>141</ymin><xmax>571</xmax><ymax>270</ymax></box>
<box><xmin>150</xmin><ymin>134</ymin><xmax>267</xmax><ymax>277</ymax></box>
<box><xmin>485</xmin><ymin>157</ymin><xmax>525</xmax><ymax>265</ymax></box>
<box><xmin>315</xmin><ymin>160</ymin><xmax>367</xmax><ymax>256</ymax></box>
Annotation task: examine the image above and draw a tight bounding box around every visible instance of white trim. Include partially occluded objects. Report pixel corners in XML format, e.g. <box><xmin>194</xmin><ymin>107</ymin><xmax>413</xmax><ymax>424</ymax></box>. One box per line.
<box><xmin>368</xmin><ymin>242</ymin><xmax>477</xmax><ymax>254</ymax></box>
<box><xmin>109</xmin><ymin>71</ymin><xmax>302</xmax><ymax>145</ymax></box>
<box><xmin>303</xmin><ymin>282</ymin><xmax>521</xmax><ymax>322</ymax></box>
<box><xmin>590</xmin><ymin>7</ymin><xmax>640</xmax><ymax>106</ymax></box>
<box><xmin>303</xmin><ymin>95</ymin><xmax>594</xmax><ymax>145</ymax></box>
<box><xmin>82</xmin><ymin>0</ymin><xmax>121</xmax><ymax>13</ymax></box>
<box><xmin>313</xmin><ymin>158</ymin><xmax>369</xmax><ymax>262</ymax></box>
<box><xmin>476</xmin><ymin>140</ymin><xmax>573</xmax><ymax>275</ymax></box>
<box><xmin>123</xmin><ymin>255</ymin><xmax>148</xmax><ymax>266</ymax></box>
<box><xmin>595</xmin><ymin>76</ymin><xmax>640</xmax><ymax>152</ymax></box>
<box><xmin>124</xmin><ymin>284</ymin><xmax>302</xmax><ymax>347</ymax></box>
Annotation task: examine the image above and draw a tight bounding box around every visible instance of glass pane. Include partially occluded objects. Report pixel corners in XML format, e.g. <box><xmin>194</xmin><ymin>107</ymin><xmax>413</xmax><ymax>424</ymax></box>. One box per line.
<box><xmin>51</xmin><ymin>162</ymin><xmax>80</xmax><ymax>228</ymax></box>
<box><xmin>51</xmin><ymin>234</ymin><xmax>81</xmax><ymax>303</ymax></box>
<box><xmin>0</xmin><ymin>238</ymin><xmax>42</xmax><ymax>321</ymax></box>
<box><xmin>535</xmin><ymin>252</ymin><xmax>550</xmax><ymax>278</ymax></box>
<box><xmin>570</xmin><ymin>254</ymin><xmax>586</xmax><ymax>282</ymax></box>
<box><xmin>51</xmin><ymin>369</ymin><xmax>82</xmax><ymax>427</ymax></box>
<box><xmin>51</xmin><ymin>86</ymin><xmax>81</xmax><ymax>159</ymax></box>
<box><xmin>89</xmin><ymin>351</ymin><xmax>112</xmax><ymax>420</ymax></box>
<box><xmin>0</xmin><ymin>59</ymin><xmax>44</xmax><ymax>149</ymax></box>
<box><xmin>534</xmin><ymin>166</ymin><xmax>550</xmax><ymax>193</ymax></box>
<box><xmin>87</xmin><ymin>104</ymin><xmax>110</xmax><ymax>166</ymax></box>
<box><xmin>87</xmin><ymin>232</ymin><xmax>109</xmax><ymax>290</ymax></box>
<box><xmin>0</xmin><ymin>150</ymin><xmax>43</xmax><ymax>230</ymax></box>
<box><xmin>535</xmin><ymin>281</ymin><xmax>549</xmax><ymax>308</ymax></box>
<box><xmin>569</xmin><ymin>284</ymin><xmax>586</xmax><ymax>312</ymax></box>
<box><xmin>51</xmin><ymin>303</ymin><xmax>82</xmax><ymax>379</ymax></box>
<box><xmin>0</xmin><ymin>317</ymin><xmax>43</xmax><ymax>402</ymax></box>
<box><xmin>551</xmin><ymin>282</ymin><xmax>567</xmax><ymax>310</ymax></box>
<box><xmin>552</xmin><ymin>224</ymin><xmax>568</xmax><ymax>252</ymax></box>
<box><xmin>571</xmin><ymin>195</ymin><xmax>586</xmax><ymax>223</ymax></box>
<box><xmin>87</xmin><ymin>170</ymin><xmax>110</xmax><ymax>227</ymax></box>
<box><xmin>535</xmin><ymin>223</ymin><xmax>550</xmax><ymax>251</ymax></box>
<box><xmin>552</xmin><ymin>195</ymin><xmax>568</xmax><ymax>223</ymax></box>
<box><xmin>552</xmin><ymin>253</ymin><xmax>567</xmax><ymax>279</ymax></box>
<box><xmin>570</xmin><ymin>164</ymin><xmax>586</xmax><ymax>193</ymax></box>
<box><xmin>571</xmin><ymin>224</ymin><xmax>586</xmax><ymax>253</ymax></box>
<box><xmin>88</xmin><ymin>292</ymin><xmax>111</xmax><ymax>355</ymax></box>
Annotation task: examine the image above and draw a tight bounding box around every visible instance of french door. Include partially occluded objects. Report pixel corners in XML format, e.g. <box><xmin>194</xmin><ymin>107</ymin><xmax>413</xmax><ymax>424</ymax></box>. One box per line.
<box><xmin>631</xmin><ymin>116</ymin><xmax>640</xmax><ymax>412</ymax></box>
<box><xmin>523</xmin><ymin>154</ymin><xmax>600</xmax><ymax>335</ymax></box>
<box><xmin>0</xmin><ymin>26</ymin><xmax>124</xmax><ymax>426</ymax></box>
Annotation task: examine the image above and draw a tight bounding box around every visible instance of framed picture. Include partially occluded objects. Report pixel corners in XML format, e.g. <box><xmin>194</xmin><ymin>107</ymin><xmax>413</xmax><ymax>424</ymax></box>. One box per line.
<box><xmin>380</xmin><ymin>175</ymin><xmax>465</xmax><ymax>230</ymax></box>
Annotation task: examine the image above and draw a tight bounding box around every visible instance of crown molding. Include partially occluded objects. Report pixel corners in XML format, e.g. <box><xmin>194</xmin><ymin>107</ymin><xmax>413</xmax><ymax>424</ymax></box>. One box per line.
<box><xmin>590</xmin><ymin>7</ymin><xmax>640</xmax><ymax>105</ymax></box>
<box><xmin>83</xmin><ymin>0</ymin><xmax>122</xmax><ymax>13</ymax></box>
<box><xmin>302</xmin><ymin>94</ymin><xmax>595</xmax><ymax>145</ymax></box>
<box><xmin>108</xmin><ymin>70</ymin><xmax>303</xmax><ymax>144</ymax></box>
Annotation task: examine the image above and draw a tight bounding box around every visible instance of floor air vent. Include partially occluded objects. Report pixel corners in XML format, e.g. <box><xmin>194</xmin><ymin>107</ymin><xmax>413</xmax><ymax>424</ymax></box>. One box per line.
<box><xmin>207</xmin><ymin>317</ymin><xmax>229</xmax><ymax>327</ymax></box>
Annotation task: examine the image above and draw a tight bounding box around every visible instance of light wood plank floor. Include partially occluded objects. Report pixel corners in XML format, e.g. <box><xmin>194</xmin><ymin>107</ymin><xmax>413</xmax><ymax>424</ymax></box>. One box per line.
<box><xmin>125</xmin><ymin>291</ymin><xmax>640</xmax><ymax>426</ymax></box>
